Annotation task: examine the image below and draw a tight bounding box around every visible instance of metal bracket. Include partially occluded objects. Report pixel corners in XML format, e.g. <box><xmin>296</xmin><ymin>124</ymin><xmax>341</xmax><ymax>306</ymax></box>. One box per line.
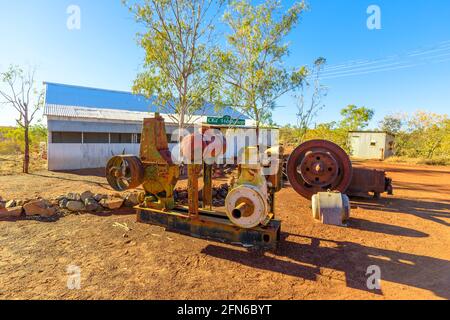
<box><xmin>137</xmin><ymin>206</ymin><xmax>281</xmax><ymax>250</ymax></box>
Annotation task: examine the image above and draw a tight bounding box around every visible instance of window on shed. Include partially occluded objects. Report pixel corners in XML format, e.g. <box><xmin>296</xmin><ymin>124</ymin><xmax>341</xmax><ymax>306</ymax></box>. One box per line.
<box><xmin>83</xmin><ymin>132</ymin><xmax>109</xmax><ymax>144</ymax></box>
<box><xmin>52</xmin><ymin>132</ymin><xmax>82</xmax><ymax>144</ymax></box>
<box><xmin>370</xmin><ymin>140</ymin><xmax>377</xmax><ymax>147</ymax></box>
<box><xmin>110</xmin><ymin>133</ymin><xmax>133</xmax><ymax>144</ymax></box>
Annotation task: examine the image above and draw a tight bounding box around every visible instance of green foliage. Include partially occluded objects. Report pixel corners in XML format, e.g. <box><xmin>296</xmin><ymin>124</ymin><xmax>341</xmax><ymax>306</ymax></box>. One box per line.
<box><xmin>340</xmin><ymin>105</ymin><xmax>374</xmax><ymax>131</ymax></box>
<box><xmin>392</xmin><ymin>111</ymin><xmax>449</xmax><ymax>159</ymax></box>
<box><xmin>126</xmin><ymin>0</ymin><xmax>223</xmax><ymax>127</ymax></box>
<box><xmin>379</xmin><ymin>115</ymin><xmax>403</xmax><ymax>134</ymax></box>
<box><xmin>215</xmin><ymin>0</ymin><xmax>308</xmax><ymax>128</ymax></box>
<box><xmin>0</xmin><ymin>125</ymin><xmax>47</xmax><ymax>155</ymax></box>
<box><xmin>281</xmin><ymin>109</ymin><xmax>450</xmax><ymax>165</ymax></box>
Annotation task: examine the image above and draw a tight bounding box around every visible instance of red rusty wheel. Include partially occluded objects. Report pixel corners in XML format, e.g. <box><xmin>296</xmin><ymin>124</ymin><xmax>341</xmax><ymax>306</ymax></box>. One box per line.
<box><xmin>287</xmin><ymin>140</ymin><xmax>353</xmax><ymax>199</ymax></box>
<box><xmin>106</xmin><ymin>156</ymin><xmax>144</xmax><ymax>191</ymax></box>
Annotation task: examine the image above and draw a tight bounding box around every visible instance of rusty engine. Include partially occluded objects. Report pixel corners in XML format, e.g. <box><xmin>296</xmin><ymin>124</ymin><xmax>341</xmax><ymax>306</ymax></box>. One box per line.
<box><xmin>285</xmin><ymin>140</ymin><xmax>393</xmax><ymax>200</ymax></box>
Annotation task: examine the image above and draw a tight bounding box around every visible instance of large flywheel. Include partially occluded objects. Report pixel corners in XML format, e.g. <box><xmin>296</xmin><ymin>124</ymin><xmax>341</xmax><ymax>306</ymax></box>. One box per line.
<box><xmin>106</xmin><ymin>156</ymin><xmax>144</xmax><ymax>191</ymax></box>
<box><xmin>287</xmin><ymin>140</ymin><xmax>353</xmax><ymax>199</ymax></box>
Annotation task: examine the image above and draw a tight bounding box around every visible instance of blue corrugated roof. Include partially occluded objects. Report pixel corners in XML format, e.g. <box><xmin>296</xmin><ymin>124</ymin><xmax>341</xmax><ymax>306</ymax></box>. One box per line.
<box><xmin>44</xmin><ymin>82</ymin><xmax>248</xmax><ymax>119</ymax></box>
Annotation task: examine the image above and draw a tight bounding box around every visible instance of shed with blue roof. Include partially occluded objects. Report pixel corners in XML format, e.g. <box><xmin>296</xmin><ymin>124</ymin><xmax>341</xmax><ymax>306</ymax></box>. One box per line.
<box><xmin>43</xmin><ymin>82</ymin><xmax>252</xmax><ymax>170</ymax></box>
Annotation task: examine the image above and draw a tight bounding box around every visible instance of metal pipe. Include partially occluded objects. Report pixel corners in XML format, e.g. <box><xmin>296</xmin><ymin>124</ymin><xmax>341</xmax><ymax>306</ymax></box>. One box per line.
<box><xmin>232</xmin><ymin>202</ymin><xmax>250</xmax><ymax>219</ymax></box>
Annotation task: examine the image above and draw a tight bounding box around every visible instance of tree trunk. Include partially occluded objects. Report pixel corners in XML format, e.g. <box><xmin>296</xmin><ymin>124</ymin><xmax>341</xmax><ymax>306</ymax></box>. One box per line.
<box><xmin>23</xmin><ymin>124</ymin><xmax>30</xmax><ymax>174</ymax></box>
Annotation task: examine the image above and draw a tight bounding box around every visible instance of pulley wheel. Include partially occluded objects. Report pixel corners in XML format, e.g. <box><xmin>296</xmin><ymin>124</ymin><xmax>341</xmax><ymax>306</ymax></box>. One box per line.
<box><xmin>106</xmin><ymin>156</ymin><xmax>144</xmax><ymax>191</ymax></box>
<box><xmin>287</xmin><ymin>140</ymin><xmax>353</xmax><ymax>199</ymax></box>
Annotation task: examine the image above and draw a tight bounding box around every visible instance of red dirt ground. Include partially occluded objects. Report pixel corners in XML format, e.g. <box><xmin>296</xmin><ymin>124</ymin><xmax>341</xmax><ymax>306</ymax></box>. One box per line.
<box><xmin>0</xmin><ymin>160</ymin><xmax>449</xmax><ymax>300</ymax></box>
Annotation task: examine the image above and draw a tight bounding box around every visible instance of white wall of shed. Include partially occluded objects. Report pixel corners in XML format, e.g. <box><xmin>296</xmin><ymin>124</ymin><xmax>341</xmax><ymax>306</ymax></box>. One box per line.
<box><xmin>349</xmin><ymin>132</ymin><xmax>388</xmax><ymax>160</ymax></box>
<box><xmin>47</xmin><ymin>143</ymin><xmax>140</xmax><ymax>171</ymax></box>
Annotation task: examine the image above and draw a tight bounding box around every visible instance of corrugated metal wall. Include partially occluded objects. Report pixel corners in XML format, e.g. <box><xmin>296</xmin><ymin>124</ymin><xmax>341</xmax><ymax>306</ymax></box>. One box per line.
<box><xmin>349</xmin><ymin>132</ymin><xmax>394</xmax><ymax>160</ymax></box>
<box><xmin>48</xmin><ymin>143</ymin><xmax>140</xmax><ymax>171</ymax></box>
<box><xmin>47</xmin><ymin>119</ymin><xmax>183</xmax><ymax>170</ymax></box>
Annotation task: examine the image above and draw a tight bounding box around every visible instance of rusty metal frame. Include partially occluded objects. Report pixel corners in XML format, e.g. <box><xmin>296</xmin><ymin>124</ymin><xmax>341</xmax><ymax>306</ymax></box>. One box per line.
<box><xmin>137</xmin><ymin>206</ymin><xmax>281</xmax><ymax>250</ymax></box>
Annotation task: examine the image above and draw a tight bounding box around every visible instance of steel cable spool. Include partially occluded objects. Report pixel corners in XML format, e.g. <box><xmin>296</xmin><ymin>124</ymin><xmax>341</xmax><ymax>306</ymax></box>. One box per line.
<box><xmin>287</xmin><ymin>140</ymin><xmax>353</xmax><ymax>199</ymax></box>
<box><xmin>106</xmin><ymin>155</ymin><xmax>144</xmax><ymax>191</ymax></box>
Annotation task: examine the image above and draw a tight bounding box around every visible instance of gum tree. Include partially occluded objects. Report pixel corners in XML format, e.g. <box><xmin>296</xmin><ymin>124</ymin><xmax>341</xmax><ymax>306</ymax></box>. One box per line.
<box><xmin>125</xmin><ymin>0</ymin><xmax>224</xmax><ymax>131</ymax></box>
<box><xmin>215</xmin><ymin>0</ymin><xmax>308</xmax><ymax>138</ymax></box>
<box><xmin>340</xmin><ymin>105</ymin><xmax>375</xmax><ymax>131</ymax></box>
<box><xmin>0</xmin><ymin>65</ymin><xmax>43</xmax><ymax>174</ymax></box>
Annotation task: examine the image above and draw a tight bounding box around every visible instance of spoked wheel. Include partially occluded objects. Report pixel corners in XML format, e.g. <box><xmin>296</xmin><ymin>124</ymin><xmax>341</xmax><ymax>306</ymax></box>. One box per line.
<box><xmin>106</xmin><ymin>156</ymin><xmax>144</xmax><ymax>191</ymax></box>
<box><xmin>287</xmin><ymin>140</ymin><xmax>353</xmax><ymax>200</ymax></box>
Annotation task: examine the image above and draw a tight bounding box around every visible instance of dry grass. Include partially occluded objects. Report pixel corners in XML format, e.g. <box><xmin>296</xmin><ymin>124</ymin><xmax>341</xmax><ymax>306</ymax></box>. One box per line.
<box><xmin>0</xmin><ymin>153</ymin><xmax>47</xmax><ymax>176</ymax></box>
<box><xmin>385</xmin><ymin>156</ymin><xmax>450</xmax><ymax>166</ymax></box>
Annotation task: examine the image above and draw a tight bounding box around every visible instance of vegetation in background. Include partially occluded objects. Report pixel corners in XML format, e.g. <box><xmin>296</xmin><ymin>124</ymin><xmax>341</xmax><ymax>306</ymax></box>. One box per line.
<box><xmin>214</xmin><ymin>0</ymin><xmax>308</xmax><ymax>137</ymax></box>
<box><xmin>0</xmin><ymin>65</ymin><xmax>44</xmax><ymax>173</ymax></box>
<box><xmin>126</xmin><ymin>0</ymin><xmax>225</xmax><ymax>130</ymax></box>
<box><xmin>339</xmin><ymin>104</ymin><xmax>374</xmax><ymax>131</ymax></box>
<box><xmin>281</xmin><ymin>104</ymin><xmax>374</xmax><ymax>153</ymax></box>
<box><xmin>281</xmin><ymin>109</ymin><xmax>450</xmax><ymax>165</ymax></box>
<box><xmin>0</xmin><ymin>124</ymin><xmax>47</xmax><ymax>155</ymax></box>
<box><xmin>383</xmin><ymin>111</ymin><xmax>450</xmax><ymax>162</ymax></box>
<box><xmin>295</xmin><ymin>57</ymin><xmax>328</xmax><ymax>143</ymax></box>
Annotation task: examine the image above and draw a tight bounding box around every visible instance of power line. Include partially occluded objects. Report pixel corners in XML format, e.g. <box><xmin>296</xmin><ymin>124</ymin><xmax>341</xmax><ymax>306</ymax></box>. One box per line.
<box><xmin>319</xmin><ymin>40</ymin><xmax>450</xmax><ymax>79</ymax></box>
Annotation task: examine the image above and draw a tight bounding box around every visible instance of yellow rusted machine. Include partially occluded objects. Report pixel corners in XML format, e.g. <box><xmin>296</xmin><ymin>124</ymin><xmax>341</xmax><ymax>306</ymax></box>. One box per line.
<box><xmin>106</xmin><ymin>116</ymin><xmax>179</xmax><ymax>211</ymax></box>
<box><xmin>106</xmin><ymin>114</ymin><xmax>282</xmax><ymax>249</ymax></box>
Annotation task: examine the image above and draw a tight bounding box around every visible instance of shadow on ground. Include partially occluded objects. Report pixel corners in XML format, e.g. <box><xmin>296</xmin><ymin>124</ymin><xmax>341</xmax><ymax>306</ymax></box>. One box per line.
<box><xmin>202</xmin><ymin>233</ymin><xmax>450</xmax><ymax>299</ymax></box>
<box><xmin>353</xmin><ymin>197</ymin><xmax>450</xmax><ymax>227</ymax></box>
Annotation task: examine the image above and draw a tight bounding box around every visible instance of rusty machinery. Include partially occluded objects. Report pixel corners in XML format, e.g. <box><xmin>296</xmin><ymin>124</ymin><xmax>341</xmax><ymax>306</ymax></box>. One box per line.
<box><xmin>106</xmin><ymin>114</ymin><xmax>282</xmax><ymax>249</ymax></box>
<box><xmin>286</xmin><ymin>140</ymin><xmax>393</xmax><ymax>200</ymax></box>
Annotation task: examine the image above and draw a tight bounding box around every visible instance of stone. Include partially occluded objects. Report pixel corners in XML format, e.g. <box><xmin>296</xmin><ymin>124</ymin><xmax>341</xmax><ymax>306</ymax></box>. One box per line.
<box><xmin>80</xmin><ymin>191</ymin><xmax>94</xmax><ymax>203</ymax></box>
<box><xmin>16</xmin><ymin>199</ymin><xmax>30</xmax><ymax>206</ymax></box>
<box><xmin>5</xmin><ymin>200</ymin><xmax>16</xmax><ymax>208</ymax></box>
<box><xmin>100</xmin><ymin>198</ymin><xmax>124</xmax><ymax>210</ymax></box>
<box><xmin>56</xmin><ymin>195</ymin><xmax>67</xmax><ymax>201</ymax></box>
<box><xmin>124</xmin><ymin>192</ymin><xmax>140</xmax><ymax>207</ymax></box>
<box><xmin>23</xmin><ymin>200</ymin><xmax>57</xmax><ymax>217</ymax></box>
<box><xmin>59</xmin><ymin>198</ymin><xmax>69</xmax><ymax>209</ymax></box>
<box><xmin>84</xmin><ymin>198</ymin><xmax>101</xmax><ymax>212</ymax></box>
<box><xmin>66</xmin><ymin>201</ymin><xmax>85</xmax><ymax>212</ymax></box>
<box><xmin>0</xmin><ymin>206</ymin><xmax>23</xmax><ymax>218</ymax></box>
<box><xmin>94</xmin><ymin>194</ymin><xmax>108</xmax><ymax>202</ymax></box>
<box><xmin>67</xmin><ymin>193</ymin><xmax>81</xmax><ymax>201</ymax></box>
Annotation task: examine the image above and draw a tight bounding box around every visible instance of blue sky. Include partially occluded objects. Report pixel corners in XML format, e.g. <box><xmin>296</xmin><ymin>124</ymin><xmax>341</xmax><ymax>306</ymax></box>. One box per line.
<box><xmin>0</xmin><ymin>0</ymin><xmax>449</xmax><ymax>127</ymax></box>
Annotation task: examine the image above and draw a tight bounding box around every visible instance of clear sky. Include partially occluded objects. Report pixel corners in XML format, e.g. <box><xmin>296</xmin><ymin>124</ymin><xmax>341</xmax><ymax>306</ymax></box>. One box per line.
<box><xmin>0</xmin><ymin>0</ymin><xmax>449</xmax><ymax>127</ymax></box>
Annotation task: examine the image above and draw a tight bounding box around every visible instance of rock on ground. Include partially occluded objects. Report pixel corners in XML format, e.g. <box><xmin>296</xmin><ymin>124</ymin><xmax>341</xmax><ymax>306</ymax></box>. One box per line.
<box><xmin>124</xmin><ymin>192</ymin><xmax>141</xmax><ymax>207</ymax></box>
<box><xmin>0</xmin><ymin>206</ymin><xmax>23</xmax><ymax>219</ymax></box>
<box><xmin>81</xmin><ymin>191</ymin><xmax>94</xmax><ymax>203</ymax></box>
<box><xmin>6</xmin><ymin>200</ymin><xmax>17</xmax><ymax>208</ymax></box>
<box><xmin>84</xmin><ymin>198</ymin><xmax>102</xmax><ymax>212</ymax></box>
<box><xmin>66</xmin><ymin>201</ymin><xmax>86</xmax><ymax>212</ymax></box>
<box><xmin>23</xmin><ymin>200</ymin><xmax>57</xmax><ymax>217</ymax></box>
<box><xmin>100</xmin><ymin>198</ymin><xmax>124</xmax><ymax>210</ymax></box>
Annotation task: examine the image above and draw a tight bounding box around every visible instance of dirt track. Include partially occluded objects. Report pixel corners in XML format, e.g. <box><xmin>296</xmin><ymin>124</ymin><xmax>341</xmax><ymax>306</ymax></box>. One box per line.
<box><xmin>0</xmin><ymin>161</ymin><xmax>449</xmax><ymax>300</ymax></box>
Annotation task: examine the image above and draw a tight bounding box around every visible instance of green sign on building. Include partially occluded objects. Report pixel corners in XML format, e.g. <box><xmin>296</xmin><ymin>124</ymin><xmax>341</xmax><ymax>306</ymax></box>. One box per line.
<box><xmin>206</xmin><ymin>115</ymin><xmax>246</xmax><ymax>126</ymax></box>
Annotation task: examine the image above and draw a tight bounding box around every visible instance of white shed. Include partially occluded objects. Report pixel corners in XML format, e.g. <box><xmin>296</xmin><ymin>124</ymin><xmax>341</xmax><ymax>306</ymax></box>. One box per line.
<box><xmin>348</xmin><ymin>131</ymin><xmax>395</xmax><ymax>160</ymax></box>
<box><xmin>43</xmin><ymin>82</ymin><xmax>252</xmax><ymax>171</ymax></box>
